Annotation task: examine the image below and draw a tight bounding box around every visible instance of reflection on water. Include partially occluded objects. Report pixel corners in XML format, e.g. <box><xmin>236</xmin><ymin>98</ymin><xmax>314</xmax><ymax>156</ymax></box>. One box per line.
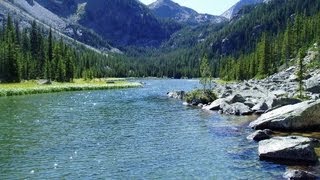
<box><xmin>0</xmin><ymin>79</ymin><xmax>286</xmax><ymax>179</ymax></box>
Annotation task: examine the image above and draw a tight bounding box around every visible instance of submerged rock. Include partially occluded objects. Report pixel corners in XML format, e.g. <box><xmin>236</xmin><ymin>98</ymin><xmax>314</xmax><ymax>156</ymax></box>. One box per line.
<box><xmin>258</xmin><ymin>136</ymin><xmax>318</xmax><ymax>165</ymax></box>
<box><xmin>249</xmin><ymin>100</ymin><xmax>320</xmax><ymax>131</ymax></box>
<box><xmin>167</xmin><ymin>91</ymin><xmax>185</xmax><ymax>100</ymax></box>
<box><xmin>247</xmin><ymin>129</ymin><xmax>272</xmax><ymax>141</ymax></box>
<box><xmin>283</xmin><ymin>169</ymin><xmax>318</xmax><ymax>180</ymax></box>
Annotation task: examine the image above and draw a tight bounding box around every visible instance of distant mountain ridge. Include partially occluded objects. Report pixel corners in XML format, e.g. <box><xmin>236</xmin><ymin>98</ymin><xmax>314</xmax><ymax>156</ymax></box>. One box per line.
<box><xmin>0</xmin><ymin>0</ymin><xmax>182</xmax><ymax>48</ymax></box>
<box><xmin>221</xmin><ymin>0</ymin><xmax>266</xmax><ymax>20</ymax></box>
<box><xmin>148</xmin><ymin>0</ymin><xmax>226</xmax><ymax>25</ymax></box>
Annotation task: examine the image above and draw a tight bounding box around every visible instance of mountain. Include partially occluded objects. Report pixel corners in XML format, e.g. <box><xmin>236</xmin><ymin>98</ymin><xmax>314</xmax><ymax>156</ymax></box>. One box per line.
<box><xmin>0</xmin><ymin>0</ymin><xmax>181</xmax><ymax>49</ymax></box>
<box><xmin>221</xmin><ymin>0</ymin><xmax>265</xmax><ymax>20</ymax></box>
<box><xmin>148</xmin><ymin>0</ymin><xmax>226</xmax><ymax>25</ymax></box>
<box><xmin>34</xmin><ymin>0</ymin><xmax>181</xmax><ymax>47</ymax></box>
<box><xmin>0</xmin><ymin>0</ymin><xmax>116</xmax><ymax>52</ymax></box>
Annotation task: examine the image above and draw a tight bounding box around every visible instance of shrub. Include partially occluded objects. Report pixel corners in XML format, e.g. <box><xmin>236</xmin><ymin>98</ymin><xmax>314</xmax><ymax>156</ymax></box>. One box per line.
<box><xmin>185</xmin><ymin>89</ymin><xmax>217</xmax><ymax>105</ymax></box>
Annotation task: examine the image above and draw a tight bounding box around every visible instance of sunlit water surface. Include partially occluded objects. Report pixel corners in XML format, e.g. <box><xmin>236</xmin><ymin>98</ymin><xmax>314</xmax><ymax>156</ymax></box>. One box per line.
<box><xmin>0</xmin><ymin>79</ymin><xmax>285</xmax><ymax>179</ymax></box>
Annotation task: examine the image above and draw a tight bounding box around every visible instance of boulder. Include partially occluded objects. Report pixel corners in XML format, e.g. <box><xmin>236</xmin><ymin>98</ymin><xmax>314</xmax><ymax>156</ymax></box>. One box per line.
<box><xmin>252</xmin><ymin>101</ymin><xmax>269</xmax><ymax>113</ymax></box>
<box><xmin>227</xmin><ymin>94</ymin><xmax>246</xmax><ymax>104</ymax></box>
<box><xmin>283</xmin><ymin>169</ymin><xmax>318</xmax><ymax>180</ymax></box>
<box><xmin>244</xmin><ymin>101</ymin><xmax>255</xmax><ymax>108</ymax></box>
<box><xmin>222</xmin><ymin>102</ymin><xmax>253</xmax><ymax>116</ymax></box>
<box><xmin>202</xmin><ymin>98</ymin><xmax>226</xmax><ymax>111</ymax></box>
<box><xmin>271</xmin><ymin>90</ymin><xmax>287</xmax><ymax>98</ymax></box>
<box><xmin>247</xmin><ymin>129</ymin><xmax>272</xmax><ymax>141</ymax></box>
<box><xmin>271</xmin><ymin>98</ymin><xmax>302</xmax><ymax>109</ymax></box>
<box><xmin>306</xmin><ymin>74</ymin><xmax>320</xmax><ymax>94</ymax></box>
<box><xmin>167</xmin><ymin>91</ymin><xmax>185</xmax><ymax>100</ymax></box>
<box><xmin>249</xmin><ymin>100</ymin><xmax>320</xmax><ymax>131</ymax></box>
<box><xmin>258</xmin><ymin>136</ymin><xmax>318</xmax><ymax>165</ymax></box>
<box><xmin>37</xmin><ymin>79</ymin><xmax>52</xmax><ymax>85</ymax></box>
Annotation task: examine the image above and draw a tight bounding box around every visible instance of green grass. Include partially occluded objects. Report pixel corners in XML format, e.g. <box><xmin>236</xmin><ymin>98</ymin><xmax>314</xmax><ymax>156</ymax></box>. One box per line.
<box><xmin>0</xmin><ymin>78</ymin><xmax>142</xmax><ymax>97</ymax></box>
<box><xmin>213</xmin><ymin>78</ymin><xmax>238</xmax><ymax>85</ymax></box>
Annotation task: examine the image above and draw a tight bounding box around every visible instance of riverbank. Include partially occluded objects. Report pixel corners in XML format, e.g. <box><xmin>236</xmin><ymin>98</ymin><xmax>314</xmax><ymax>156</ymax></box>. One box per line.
<box><xmin>0</xmin><ymin>78</ymin><xmax>142</xmax><ymax>97</ymax></box>
<box><xmin>168</xmin><ymin>47</ymin><xmax>320</xmax><ymax>178</ymax></box>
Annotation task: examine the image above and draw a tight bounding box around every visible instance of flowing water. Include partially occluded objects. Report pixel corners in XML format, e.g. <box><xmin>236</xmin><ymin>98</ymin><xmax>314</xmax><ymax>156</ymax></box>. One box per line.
<box><xmin>0</xmin><ymin>79</ymin><xmax>286</xmax><ymax>179</ymax></box>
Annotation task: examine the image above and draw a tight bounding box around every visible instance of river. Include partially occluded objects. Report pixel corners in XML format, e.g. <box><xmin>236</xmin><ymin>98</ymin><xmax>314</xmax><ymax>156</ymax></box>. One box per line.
<box><xmin>0</xmin><ymin>79</ymin><xmax>286</xmax><ymax>179</ymax></box>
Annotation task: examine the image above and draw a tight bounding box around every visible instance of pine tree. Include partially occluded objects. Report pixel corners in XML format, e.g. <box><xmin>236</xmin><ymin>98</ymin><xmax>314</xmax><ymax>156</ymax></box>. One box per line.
<box><xmin>257</xmin><ymin>34</ymin><xmax>270</xmax><ymax>78</ymax></box>
<box><xmin>200</xmin><ymin>54</ymin><xmax>212</xmax><ymax>91</ymax></box>
<box><xmin>5</xmin><ymin>15</ymin><xmax>21</xmax><ymax>82</ymax></box>
<box><xmin>65</xmin><ymin>50</ymin><xmax>75</xmax><ymax>82</ymax></box>
<box><xmin>297</xmin><ymin>49</ymin><xmax>304</xmax><ymax>98</ymax></box>
<box><xmin>47</xmin><ymin>28</ymin><xmax>53</xmax><ymax>80</ymax></box>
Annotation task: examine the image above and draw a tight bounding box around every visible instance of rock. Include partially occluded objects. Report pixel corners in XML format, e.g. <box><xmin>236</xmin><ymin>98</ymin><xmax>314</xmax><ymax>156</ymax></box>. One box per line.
<box><xmin>283</xmin><ymin>169</ymin><xmax>318</xmax><ymax>180</ymax></box>
<box><xmin>247</xmin><ymin>129</ymin><xmax>272</xmax><ymax>141</ymax></box>
<box><xmin>222</xmin><ymin>102</ymin><xmax>253</xmax><ymax>116</ymax></box>
<box><xmin>311</xmin><ymin>94</ymin><xmax>320</xmax><ymax>100</ymax></box>
<box><xmin>285</xmin><ymin>66</ymin><xmax>296</xmax><ymax>73</ymax></box>
<box><xmin>220</xmin><ymin>90</ymin><xmax>233</xmax><ymax>98</ymax></box>
<box><xmin>198</xmin><ymin>103</ymin><xmax>204</xmax><ymax>108</ymax></box>
<box><xmin>306</xmin><ymin>74</ymin><xmax>320</xmax><ymax>93</ymax></box>
<box><xmin>288</xmin><ymin>74</ymin><xmax>298</xmax><ymax>82</ymax></box>
<box><xmin>202</xmin><ymin>98</ymin><xmax>226</xmax><ymax>111</ymax></box>
<box><xmin>182</xmin><ymin>102</ymin><xmax>190</xmax><ymax>106</ymax></box>
<box><xmin>258</xmin><ymin>136</ymin><xmax>318</xmax><ymax>165</ymax></box>
<box><xmin>271</xmin><ymin>90</ymin><xmax>287</xmax><ymax>98</ymax></box>
<box><xmin>37</xmin><ymin>79</ymin><xmax>52</xmax><ymax>85</ymax></box>
<box><xmin>167</xmin><ymin>91</ymin><xmax>185</xmax><ymax>100</ymax></box>
<box><xmin>244</xmin><ymin>101</ymin><xmax>255</xmax><ymax>108</ymax></box>
<box><xmin>227</xmin><ymin>94</ymin><xmax>246</xmax><ymax>104</ymax></box>
<box><xmin>252</xmin><ymin>101</ymin><xmax>269</xmax><ymax>113</ymax></box>
<box><xmin>271</xmin><ymin>98</ymin><xmax>302</xmax><ymax>109</ymax></box>
<box><xmin>249</xmin><ymin>100</ymin><xmax>320</xmax><ymax>131</ymax></box>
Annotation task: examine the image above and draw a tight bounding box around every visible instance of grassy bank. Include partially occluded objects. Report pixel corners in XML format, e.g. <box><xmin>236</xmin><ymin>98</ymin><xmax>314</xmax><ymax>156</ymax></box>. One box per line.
<box><xmin>0</xmin><ymin>79</ymin><xmax>142</xmax><ymax>97</ymax></box>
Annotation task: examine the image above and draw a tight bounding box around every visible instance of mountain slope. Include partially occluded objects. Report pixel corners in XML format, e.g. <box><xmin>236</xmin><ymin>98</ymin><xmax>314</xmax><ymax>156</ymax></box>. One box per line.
<box><xmin>34</xmin><ymin>0</ymin><xmax>181</xmax><ymax>47</ymax></box>
<box><xmin>221</xmin><ymin>0</ymin><xmax>265</xmax><ymax>20</ymax></box>
<box><xmin>0</xmin><ymin>0</ymin><xmax>115</xmax><ymax>52</ymax></box>
<box><xmin>149</xmin><ymin>0</ymin><xmax>226</xmax><ymax>25</ymax></box>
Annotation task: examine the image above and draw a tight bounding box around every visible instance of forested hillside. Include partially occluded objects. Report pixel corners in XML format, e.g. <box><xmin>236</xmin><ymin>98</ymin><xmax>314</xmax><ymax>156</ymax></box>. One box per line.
<box><xmin>1</xmin><ymin>0</ymin><xmax>320</xmax><ymax>81</ymax></box>
<box><xmin>133</xmin><ymin>0</ymin><xmax>320</xmax><ymax>79</ymax></box>
<box><xmin>0</xmin><ymin>15</ymin><xmax>136</xmax><ymax>83</ymax></box>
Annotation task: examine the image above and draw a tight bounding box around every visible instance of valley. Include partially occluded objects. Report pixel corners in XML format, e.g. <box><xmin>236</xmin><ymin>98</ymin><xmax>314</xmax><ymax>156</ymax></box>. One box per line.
<box><xmin>0</xmin><ymin>0</ymin><xmax>320</xmax><ymax>179</ymax></box>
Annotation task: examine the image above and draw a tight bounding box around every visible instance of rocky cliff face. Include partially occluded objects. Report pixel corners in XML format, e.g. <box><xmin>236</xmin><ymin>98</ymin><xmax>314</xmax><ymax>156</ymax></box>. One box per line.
<box><xmin>221</xmin><ymin>0</ymin><xmax>265</xmax><ymax>20</ymax></box>
<box><xmin>149</xmin><ymin>0</ymin><xmax>226</xmax><ymax>25</ymax></box>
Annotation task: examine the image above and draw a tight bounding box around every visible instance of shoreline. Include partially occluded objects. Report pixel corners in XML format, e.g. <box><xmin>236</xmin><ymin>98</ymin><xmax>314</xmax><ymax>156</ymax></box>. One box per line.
<box><xmin>0</xmin><ymin>79</ymin><xmax>142</xmax><ymax>97</ymax></box>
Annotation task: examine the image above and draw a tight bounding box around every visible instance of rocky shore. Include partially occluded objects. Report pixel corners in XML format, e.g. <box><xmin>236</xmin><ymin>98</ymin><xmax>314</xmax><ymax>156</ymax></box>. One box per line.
<box><xmin>168</xmin><ymin>49</ymin><xmax>320</xmax><ymax>178</ymax></box>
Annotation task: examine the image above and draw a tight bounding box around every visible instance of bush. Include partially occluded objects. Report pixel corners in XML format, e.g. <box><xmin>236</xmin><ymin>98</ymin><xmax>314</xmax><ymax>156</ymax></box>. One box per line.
<box><xmin>185</xmin><ymin>89</ymin><xmax>217</xmax><ymax>105</ymax></box>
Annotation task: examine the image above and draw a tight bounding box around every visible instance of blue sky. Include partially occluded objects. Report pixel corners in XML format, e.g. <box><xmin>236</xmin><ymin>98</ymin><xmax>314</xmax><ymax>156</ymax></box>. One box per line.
<box><xmin>139</xmin><ymin>0</ymin><xmax>240</xmax><ymax>15</ymax></box>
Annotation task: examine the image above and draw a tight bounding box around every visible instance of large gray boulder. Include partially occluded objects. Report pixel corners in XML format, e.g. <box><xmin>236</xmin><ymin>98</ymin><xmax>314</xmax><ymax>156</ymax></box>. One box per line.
<box><xmin>258</xmin><ymin>136</ymin><xmax>318</xmax><ymax>165</ymax></box>
<box><xmin>283</xmin><ymin>169</ymin><xmax>318</xmax><ymax>180</ymax></box>
<box><xmin>202</xmin><ymin>98</ymin><xmax>226</xmax><ymax>111</ymax></box>
<box><xmin>222</xmin><ymin>102</ymin><xmax>253</xmax><ymax>116</ymax></box>
<box><xmin>306</xmin><ymin>74</ymin><xmax>320</xmax><ymax>94</ymax></box>
<box><xmin>227</xmin><ymin>94</ymin><xmax>246</xmax><ymax>104</ymax></box>
<box><xmin>249</xmin><ymin>100</ymin><xmax>320</xmax><ymax>131</ymax></box>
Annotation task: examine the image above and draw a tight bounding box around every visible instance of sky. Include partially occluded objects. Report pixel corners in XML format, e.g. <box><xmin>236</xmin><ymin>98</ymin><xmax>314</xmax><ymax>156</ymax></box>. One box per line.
<box><xmin>139</xmin><ymin>0</ymin><xmax>240</xmax><ymax>15</ymax></box>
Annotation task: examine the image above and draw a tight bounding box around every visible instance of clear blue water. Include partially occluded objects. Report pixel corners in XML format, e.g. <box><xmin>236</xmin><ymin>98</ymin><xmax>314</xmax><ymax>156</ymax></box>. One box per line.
<box><xmin>0</xmin><ymin>79</ymin><xmax>285</xmax><ymax>179</ymax></box>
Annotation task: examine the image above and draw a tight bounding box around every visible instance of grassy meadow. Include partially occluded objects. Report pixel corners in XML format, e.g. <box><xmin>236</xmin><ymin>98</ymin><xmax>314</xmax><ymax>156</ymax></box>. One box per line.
<box><xmin>0</xmin><ymin>78</ymin><xmax>142</xmax><ymax>97</ymax></box>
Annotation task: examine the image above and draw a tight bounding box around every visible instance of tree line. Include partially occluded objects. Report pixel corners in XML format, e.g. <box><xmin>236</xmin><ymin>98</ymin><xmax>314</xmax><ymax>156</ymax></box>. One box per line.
<box><xmin>218</xmin><ymin>12</ymin><xmax>320</xmax><ymax>81</ymax></box>
<box><xmin>0</xmin><ymin>15</ymin><xmax>141</xmax><ymax>83</ymax></box>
